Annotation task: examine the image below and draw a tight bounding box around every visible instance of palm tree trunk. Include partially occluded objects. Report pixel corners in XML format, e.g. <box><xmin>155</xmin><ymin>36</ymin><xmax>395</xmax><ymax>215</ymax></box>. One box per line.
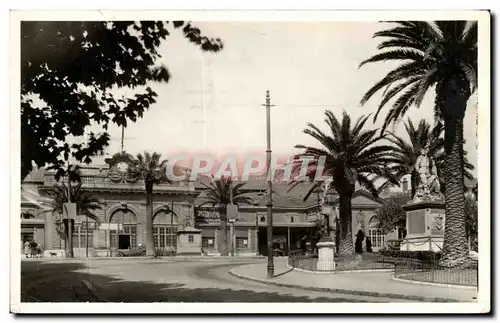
<box><xmin>219</xmin><ymin>206</ymin><xmax>228</xmax><ymax>256</ymax></box>
<box><xmin>440</xmin><ymin>116</ymin><xmax>469</xmax><ymax>267</ymax></box>
<box><xmin>338</xmin><ymin>193</ymin><xmax>354</xmax><ymax>254</ymax></box>
<box><xmin>145</xmin><ymin>185</ymin><xmax>155</xmax><ymax>257</ymax></box>
<box><xmin>63</xmin><ymin>219</ymin><xmax>74</xmax><ymax>257</ymax></box>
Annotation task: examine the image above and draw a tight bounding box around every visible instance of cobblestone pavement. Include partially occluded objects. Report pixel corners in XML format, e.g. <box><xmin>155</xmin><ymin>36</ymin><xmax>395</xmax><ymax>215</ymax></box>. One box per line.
<box><xmin>20</xmin><ymin>257</ymin><xmax>407</xmax><ymax>303</ymax></box>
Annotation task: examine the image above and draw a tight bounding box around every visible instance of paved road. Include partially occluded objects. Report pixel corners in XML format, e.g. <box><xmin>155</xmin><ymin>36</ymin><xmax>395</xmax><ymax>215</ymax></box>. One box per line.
<box><xmin>21</xmin><ymin>258</ymin><xmax>409</xmax><ymax>302</ymax></box>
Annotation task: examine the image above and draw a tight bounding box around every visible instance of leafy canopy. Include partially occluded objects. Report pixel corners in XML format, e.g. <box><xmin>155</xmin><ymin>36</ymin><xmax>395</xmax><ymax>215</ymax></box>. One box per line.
<box><xmin>289</xmin><ymin>110</ymin><xmax>400</xmax><ymax>200</ymax></box>
<box><xmin>288</xmin><ymin>111</ymin><xmax>400</xmax><ymax>238</ymax></box>
<box><xmin>359</xmin><ymin>21</ymin><xmax>477</xmax><ymax>131</ymax></box>
<box><xmin>381</xmin><ymin>118</ymin><xmax>475</xmax><ymax>196</ymax></box>
<box><xmin>21</xmin><ymin>21</ymin><xmax>223</xmax><ymax>179</ymax></box>
<box><xmin>133</xmin><ymin>151</ymin><xmax>171</xmax><ymax>190</ymax></box>
<box><xmin>375</xmin><ymin>192</ymin><xmax>411</xmax><ymax>234</ymax></box>
<box><xmin>199</xmin><ymin>176</ymin><xmax>255</xmax><ymax>209</ymax></box>
<box><xmin>45</xmin><ymin>182</ymin><xmax>102</xmax><ymax>223</ymax></box>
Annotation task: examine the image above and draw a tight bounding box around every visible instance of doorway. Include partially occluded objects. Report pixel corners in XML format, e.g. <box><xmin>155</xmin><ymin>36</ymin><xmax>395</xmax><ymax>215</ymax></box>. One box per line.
<box><xmin>119</xmin><ymin>235</ymin><xmax>130</xmax><ymax>249</ymax></box>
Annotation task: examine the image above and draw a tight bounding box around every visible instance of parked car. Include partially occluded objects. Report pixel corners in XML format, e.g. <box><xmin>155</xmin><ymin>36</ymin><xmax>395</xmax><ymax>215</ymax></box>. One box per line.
<box><xmin>273</xmin><ymin>248</ymin><xmax>285</xmax><ymax>257</ymax></box>
<box><xmin>116</xmin><ymin>245</ymin><xmax>147</xmax><ymax>257</ymax></box>
<box><xmin>116</xmin><ymin>245</ymin><xmax>176</xmax><ymax>257</ymax></box>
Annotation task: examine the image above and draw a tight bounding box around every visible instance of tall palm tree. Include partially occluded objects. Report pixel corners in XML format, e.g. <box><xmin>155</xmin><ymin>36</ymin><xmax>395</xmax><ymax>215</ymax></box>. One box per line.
<box><xmin>133</xmin><ymin>152</ymin><xmax>170</xmax><ymax>257</ymax></box>
<box><xmin>45</xmin><ymin>182</ymin><xmax>102</xmax><ymax>256</ymax></box>
<box><xmin>289</xmin><ymin>111</ymin><xmax>399</xmax><ymax>254</ymax></box>
<box><xmin>465</xmin><ymin>194</ymin><xmax>478</xmax><ymax>252</ymax></box>
<box><xmin>198</xmin><ymin>176</ymin><xmax>254</xmax><ymax>256</ymax></box>
<box><xmin>359</xmin><ymin>21</ymin><xmax>477</xmax><ymax>267</ymax></box>
<box><xmin>382</xmin><ymin>118</ymin><xmax>475</xmax><ymax>198</ymax></box>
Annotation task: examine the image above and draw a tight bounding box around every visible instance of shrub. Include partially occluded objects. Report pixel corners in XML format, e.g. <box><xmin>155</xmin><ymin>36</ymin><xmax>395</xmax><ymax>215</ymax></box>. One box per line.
<box><xmin>380</xmin><ymin>250</ymin><xmax>441</xmax><ymax>262</ymax></box>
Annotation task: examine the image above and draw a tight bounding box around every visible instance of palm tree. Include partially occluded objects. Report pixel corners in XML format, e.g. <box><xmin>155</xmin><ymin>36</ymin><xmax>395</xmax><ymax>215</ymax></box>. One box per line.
<box><xmin>133</xmin><ymin>152</ymin><xmax>170</xmax><ymax>257</ymax></box>
<box><xmin>45</xmin><ymin>182</ymin><xmax>102</xmax><ymax>256</ymax></box>
<box><xmin>464</xmin><ymin>194</ymin><xmax>478</xmax><ymax>252</ymax></box>
<box><xmin>359</xmin><ymin>21</ymin><xmax>477</xmax><ymax>267</ymax></box>
<box><xmin>198</xmin><ymin>176</ymin><xmax>254</xmax><ymax>256</ymax></box>
<box><xmin>383</xmin><ymin>118</ymin><xmax>475</xmax><ymax>198</ymax></box>
<box><xmin>289</xmin><ymin>111</ymin><xmax>399</xmax><ymax>254</ymax></box>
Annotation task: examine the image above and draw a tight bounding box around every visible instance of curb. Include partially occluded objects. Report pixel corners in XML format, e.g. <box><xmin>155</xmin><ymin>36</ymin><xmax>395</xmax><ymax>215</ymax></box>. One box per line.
<box><xmin>392</xmin><ymin>275</ymin><xmax>478</xmax><ymax>290</ymax></box>
<box><xmin>285</xmin><ymin>263</ymin><xmax>394</xmax><ymax>274</ymax></box>
<box><xmin>229</xmin><ymin>267</ymin><xmax>464</xmax><ymax>303</ymax></box>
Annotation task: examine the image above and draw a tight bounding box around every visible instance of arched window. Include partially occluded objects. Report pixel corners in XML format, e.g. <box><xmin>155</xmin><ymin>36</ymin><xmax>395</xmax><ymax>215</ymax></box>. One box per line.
<box><xmin>153</xmin><ymin>211</ymin><xmax>178</xmax><ymax>249</ymax></box>
<box><xmin>72</xmin><ymin>214</ymin><xmax>97</xmax><ymax>249</ymax></box>
<box><xmin>110</xmin><ymin>210</ymin><xmax>137</xmax><ymax>249</ymax></box>
<box><xmin>368</xmin><ymin>216</ymin><xmax>385</xmax><ymax>249</ymax></box>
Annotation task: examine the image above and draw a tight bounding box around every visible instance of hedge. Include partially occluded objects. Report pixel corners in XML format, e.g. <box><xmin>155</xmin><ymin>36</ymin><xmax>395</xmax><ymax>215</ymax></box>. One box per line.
<box><xmin>380</xmin><ymin>250</ymin><xmax>441</xmax><ymax>262</ymax></box>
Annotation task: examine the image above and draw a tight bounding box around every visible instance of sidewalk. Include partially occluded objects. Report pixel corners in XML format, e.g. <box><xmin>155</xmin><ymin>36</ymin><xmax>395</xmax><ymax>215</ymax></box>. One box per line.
<box><xmin>230</xmin><ymin>259</ymin><xmax>478</xmax><ymax>302</ymax></box>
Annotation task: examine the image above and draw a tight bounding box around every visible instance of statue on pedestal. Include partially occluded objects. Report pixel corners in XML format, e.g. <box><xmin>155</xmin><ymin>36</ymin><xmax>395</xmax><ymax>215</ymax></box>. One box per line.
<box><xmin>321</xmin><ymin>177</ymin><xmax>334</xmax><ymax>205</ymax></box>
<box><xmin>414</xmin><ymin>145</ymin><xmax>443</xmax><ymax>202</ymax></box>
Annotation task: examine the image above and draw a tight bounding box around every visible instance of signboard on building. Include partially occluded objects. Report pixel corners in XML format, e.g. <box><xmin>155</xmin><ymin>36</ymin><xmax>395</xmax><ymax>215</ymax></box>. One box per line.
<box><xmin>99</xmin><ymin>223</ymin><xmax>122</xmax><ymax>231</ymax></box>
<box><xmin>196</xmin><ymin>211</ymin><xmax>221</xmax><ymax>224</ymax></box>
<box><xmin>197</xmin><ymin>207</ymin><xmax>241</xmax><ymax>224</ymax></box>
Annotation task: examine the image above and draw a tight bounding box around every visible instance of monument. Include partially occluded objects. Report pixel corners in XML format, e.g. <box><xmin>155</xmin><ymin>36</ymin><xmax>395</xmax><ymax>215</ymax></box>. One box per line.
<box><xmin>316</xmin><ymin>178</ymin><xmax>336</xmax><ymax>271</ymax></box>
<box><xmin>400</xmin><ymin>145</ymin><xmax>445</xmax><ymax>252</ymax></box>
<box><xmin>176</xmin><ymin>193</ymin><xmax>203</xmax><ymax>255</ymax></box>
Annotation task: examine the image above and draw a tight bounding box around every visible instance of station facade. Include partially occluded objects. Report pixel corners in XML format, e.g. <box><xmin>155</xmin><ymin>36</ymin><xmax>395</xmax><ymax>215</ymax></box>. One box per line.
<box><xmin>20</xmin><ymin>154</ymin><xmax>388</xmax><ymax>257</ymax></box>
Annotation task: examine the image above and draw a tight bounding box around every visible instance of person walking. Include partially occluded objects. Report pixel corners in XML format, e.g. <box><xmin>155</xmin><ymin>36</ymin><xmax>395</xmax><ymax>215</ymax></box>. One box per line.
<box><xmin>24</xmin><ymin>241</ymin><xmax>31</xmax><ymax>258</ymax></box>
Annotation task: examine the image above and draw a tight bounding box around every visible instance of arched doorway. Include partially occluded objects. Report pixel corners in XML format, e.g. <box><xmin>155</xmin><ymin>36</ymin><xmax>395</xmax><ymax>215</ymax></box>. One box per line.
<box><xmin>153</xmin><ymin>210</ymin><xmax>178</xmax><ymax>251</ymax></box>
<box><xmin>110</xmin><ymin>209</ymin><xmax>137</xmax><ymax>250</ymax></box>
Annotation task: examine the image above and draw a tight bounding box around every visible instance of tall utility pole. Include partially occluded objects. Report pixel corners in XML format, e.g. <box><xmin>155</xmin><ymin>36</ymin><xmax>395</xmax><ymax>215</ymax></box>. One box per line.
<box><xmin>170</xmin><ymin>201</ymin><xmax>174</xmax><ymax>252</ymax></box>
<box><xmin>262</xmin><ymin>90</ymin><xmax>274</xmax><ymax>279</ymax></box>
<box><xmin>66</xmin><ymin>162</ymin><xmax>74</xmax><ymax>258</ymax></box>
<box><xmin>229</xmin><ymin>179</ymin><xmax>236</xmax><ymax>257</ymax></box>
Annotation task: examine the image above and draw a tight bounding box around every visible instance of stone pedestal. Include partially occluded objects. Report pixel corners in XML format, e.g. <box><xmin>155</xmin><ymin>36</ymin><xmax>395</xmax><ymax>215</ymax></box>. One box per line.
<box><xmin>176</xmin><ymin>227</ymin><xmax>202</xmax><ymax>256</ymax></box>
<box><xmin>316</xmin><ymin>239</ymin><xmax>336</xmax><ymax>271</ymax></box>
<box><xmin>400</xmin><ymin>200</ymin><xmax>445</xmax><ymax>252</ymax></box>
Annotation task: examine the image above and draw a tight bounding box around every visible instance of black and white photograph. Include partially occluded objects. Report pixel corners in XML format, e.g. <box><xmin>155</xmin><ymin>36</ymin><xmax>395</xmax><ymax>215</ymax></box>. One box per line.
<box><xmin>10</xmin><ymin>9</ymin><xmax>490</xmax><ymax>314</ymax></box>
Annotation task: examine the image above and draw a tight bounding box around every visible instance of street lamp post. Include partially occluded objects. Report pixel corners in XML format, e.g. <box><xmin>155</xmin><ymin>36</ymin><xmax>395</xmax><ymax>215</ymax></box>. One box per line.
<box><xmin>229</xmin><ymin>219</ymin><xmax>236</xmax><ymax>256</ymax></box>
<box><xmin>263</xmin><ymin>90</ymin><xmax>274</xmax><ymax>279</ymax></box>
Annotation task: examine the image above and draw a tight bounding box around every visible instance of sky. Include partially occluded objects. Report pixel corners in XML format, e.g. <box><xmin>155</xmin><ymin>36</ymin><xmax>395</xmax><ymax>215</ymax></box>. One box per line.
<box><xmin>86</xmin><ymin>21</ymin><xmax>478</xmax><ymax>176</ymax></box>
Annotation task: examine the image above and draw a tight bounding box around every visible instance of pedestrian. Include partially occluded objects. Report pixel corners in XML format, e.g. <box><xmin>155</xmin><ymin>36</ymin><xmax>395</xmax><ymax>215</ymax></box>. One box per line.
<box><xmin>355</xmin><ymin>230</ymin><xmax>365</xmax><ymax>254</ymax></box>
<box><xmin>30</xmin><ymin>241</ymin><xmax>38</xmax><ymax>258</ymax></box>
<box><xmin>366</xmin><ymin>237</ymin><xmax>372</xmax><ymax>253</ymax></box>
<box><xmin>36</xmin><ymin>243</ymin><xmax>43</xmax><ymax>258</ymax></box>
<box><xmin>24</xmin><ymin>241</ymin><xmax>31</xmax><ymax>258</ymax></box>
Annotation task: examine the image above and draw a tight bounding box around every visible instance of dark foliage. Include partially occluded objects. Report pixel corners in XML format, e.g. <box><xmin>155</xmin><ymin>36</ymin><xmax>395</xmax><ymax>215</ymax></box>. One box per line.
<box><xmin>376</xmin><ymin>192</ymin><xmax>411</xmax><ymax>234</ymax></box>
<box><xmin>21</xmin><ymin>21</ymin><xmax>223</xmax><ymax>179</ymax></box>
<box><xmin>380</xmin><ymin>250</ymin><xmax>442</xmax><ymax>262</ymax></box>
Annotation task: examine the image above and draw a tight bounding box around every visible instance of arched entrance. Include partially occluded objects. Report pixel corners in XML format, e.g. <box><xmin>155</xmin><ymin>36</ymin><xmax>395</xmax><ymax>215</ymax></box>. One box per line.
<box><xmin>153</xmin><ymin>210</ymin><xmax>178</xmax><ymax>251</ymax></box>
<box><xmin>110</xmin><ymin>209</ymin><xmax>138</xmax><ymax>250</ymax></box>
